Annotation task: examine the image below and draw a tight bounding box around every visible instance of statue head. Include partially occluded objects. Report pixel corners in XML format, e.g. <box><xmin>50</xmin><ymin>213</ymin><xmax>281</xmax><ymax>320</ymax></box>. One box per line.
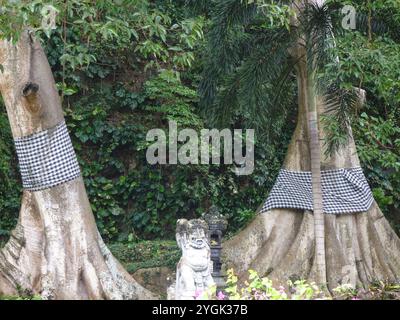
<box><xmin>176</xmin><ymin>219</ymin><xmax>209</xmax><ymax>250</ymax></box>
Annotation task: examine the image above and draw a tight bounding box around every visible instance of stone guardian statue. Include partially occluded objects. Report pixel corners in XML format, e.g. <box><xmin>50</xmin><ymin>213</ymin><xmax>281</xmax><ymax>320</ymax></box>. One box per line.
<box><xmin>168</xmin><ymin>219</ymin><xmax>215</xmax><ymax>300</ymax></box>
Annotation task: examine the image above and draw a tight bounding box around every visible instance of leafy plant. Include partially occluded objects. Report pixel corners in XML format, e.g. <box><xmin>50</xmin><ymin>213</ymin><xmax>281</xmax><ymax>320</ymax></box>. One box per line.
<box><xmin>0</xmin><ymin>106</ymin><xmax>20</xmax><ymax>245</ymax></box>
<box><xmin>224</xmin><ymin>269</ymin><xmax>326</xmax><ymax>300</ymax></box>
<box><xmin>222</xmin><ymin>269</ymin><xmax>400</xmax><ymax>300</ymax></box>
<box><xmin>109</xmin><ymin>240</ymin><xmax>180</xmax><ymax>273</ymax></box>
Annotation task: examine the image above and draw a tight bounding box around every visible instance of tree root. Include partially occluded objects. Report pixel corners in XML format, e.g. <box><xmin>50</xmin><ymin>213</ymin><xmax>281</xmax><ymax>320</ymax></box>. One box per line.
<box><xmin>0</xmin><ymin>181</ymin><xmax>158</xmax><ymax>300</ymax></box>
<box><xmin>222</xmin><ymin>203</ymin><xmax>400</xmax><ymax>291</ymax></box>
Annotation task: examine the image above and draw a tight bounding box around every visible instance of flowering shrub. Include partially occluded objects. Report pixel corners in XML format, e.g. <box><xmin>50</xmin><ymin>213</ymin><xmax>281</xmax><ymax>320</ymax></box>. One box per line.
<box><xmin>224</xmin><ymin>269</ymin><xmax>326</xmax><ymax>300</ymax></box>
<box><xmin>193</xmin><ymin>269</ymin><xmax>400</xmax><ymax>300</ymax></box>
<box><xmin>333</xmin><ymin>281</ymin><xmax>400</xmax><ymax>300</ymax></box>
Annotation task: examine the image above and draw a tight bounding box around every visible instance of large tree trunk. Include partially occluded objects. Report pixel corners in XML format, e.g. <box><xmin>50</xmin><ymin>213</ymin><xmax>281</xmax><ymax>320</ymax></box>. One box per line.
<box><xmin>222</xmin><ymin>60</ymin><xmax>400</xmax><ymax>291</ymax></box>
<box><xmin>223</xmin><ymin>0</ymin><xmax>400</xmax><ymax>292</ymax></box>
<box><xmin>223</xmin><ymin>1</ymin><xmax>400</xmax><ymax>289</ymax></box>
<box><xmin>0</xmin><ymin>31</ymin><xmax>156</xmax><ymax>299</ymax></box>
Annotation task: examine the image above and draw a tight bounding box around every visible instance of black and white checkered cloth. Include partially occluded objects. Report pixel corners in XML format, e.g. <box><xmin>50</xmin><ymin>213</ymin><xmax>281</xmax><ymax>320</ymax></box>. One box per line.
<box><xmin>260</xmin><ymin>167</ymin><xmax>373</xmax><ymax>214</ymax></box>
<box><xmin>14</xmin><ymin>121</ymin><xmax>81</xmax><ymax>191</ymax></box>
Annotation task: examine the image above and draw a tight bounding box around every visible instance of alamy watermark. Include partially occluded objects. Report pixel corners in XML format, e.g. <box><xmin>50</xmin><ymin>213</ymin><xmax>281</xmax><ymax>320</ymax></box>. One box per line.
<box><xmin>146</xmin><ymin>121</ymin><xmax>255</xmax><ymax>176</ymax></box>
<box><xmin>1</xmin><ymin>2</ymin><xmax>357</xmax><ymax>32</ymax></box>
<box><xmin>41</xmin><ymin>5</ymin><xmax>58</xmax><ymax>31</ymax></box>
<box><xmin>0</xmin><ymin>2</ymin><xmax>58</xmax><ymax>31</ymax></box>
<box><xmin>341</xmin><ymin>5</ymin><xmax>357</xmax><ymax>30</ymax></box>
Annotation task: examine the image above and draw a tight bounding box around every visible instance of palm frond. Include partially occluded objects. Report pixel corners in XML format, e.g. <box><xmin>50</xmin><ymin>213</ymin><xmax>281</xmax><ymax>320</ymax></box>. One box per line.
<box><xmin>199</xmin><ymin>26</ymin><xmax>252</xmax><ymax>108</ymax></box>
<box><xmin>299</xmin><ymin>2</ymin><xmax>337</xmax><ymax>76</ymax></box>
<box><xmin>321</xmin><ymin>84</ymin><xmax>360</xmax><ymax>155</ymax></box>
<box><xmin>296</xmin><ymin>2</ymin><xmax>365</xmax><ymax>155</ymax></box>
<box><xmin>205</xmin><ymin>27</ymin><xmax>297</xmax><ymax>138</ymax></box>
<box><xmin>184</xmin><ymin>0</ymin><xmax>212</xmax><ymax>15</ymax></box>
<box><xmin>199</xmin><ymin>0</ymin><xmax>293</xmax><ymax>109</ymax></box>
<box><xmin>325</xmin><ymin>1</ymin><xmax>391</xmax><ymax>39</ymax></box>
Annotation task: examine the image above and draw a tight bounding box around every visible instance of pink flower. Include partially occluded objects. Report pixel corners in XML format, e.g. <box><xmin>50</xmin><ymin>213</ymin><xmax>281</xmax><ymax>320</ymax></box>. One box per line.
<box><xmin>217</xmin><ymin>291</ymin><xmax>225</xmax><ymax>300</ymax></box>
<box><xmin>194</xmin><ymin>289</ymin><xmax>203</xmax><ymax>299</ymax></box>
<box><xmin>351</xmin><ymin>297</ymin><xmax>361</xmax><ymax>300</ymax></box>
<box><xmin>253</xmin><ymin>290</ymin><xmax>266</xmax><ymax>300</ymax></box>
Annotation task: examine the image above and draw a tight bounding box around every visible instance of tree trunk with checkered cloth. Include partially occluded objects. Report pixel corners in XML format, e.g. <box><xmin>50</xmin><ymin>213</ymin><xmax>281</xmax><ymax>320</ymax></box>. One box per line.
<box><xmin>222</xmin><ymin>45</ymin><xmax>400</xmax><ymax>292</ymax></box>
<box><xmin>222</xmin><ymin>0</ymin><xmax>400</xmax><ymax>291</ymax></box>
<box><xmin>223</xmin><ymin>85</ymin><xmax>400</xmax><ymax>290</ymax></box>
<box><xmin>0</xmin><ymin>31</ymin><xmax>156</xmax><ymax>299</ymax></box>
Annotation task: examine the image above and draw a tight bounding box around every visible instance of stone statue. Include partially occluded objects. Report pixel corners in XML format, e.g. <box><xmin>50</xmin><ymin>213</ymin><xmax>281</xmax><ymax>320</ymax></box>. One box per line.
<box><xmin>168</xmin><ymin>219</ymin><xmax>215</xmax><ymax>300</ymax></box>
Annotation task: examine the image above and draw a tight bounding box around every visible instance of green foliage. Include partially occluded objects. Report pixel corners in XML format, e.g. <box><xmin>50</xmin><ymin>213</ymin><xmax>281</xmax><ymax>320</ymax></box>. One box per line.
<box><xmin>108</xmin><ymin>240</ymin><xmax>180</xmax><ymax>273</ymax></box>
<box><xmin>0</xmin><ymin>294</ymin><xmax>42</xmax><ymax>301</ymax></box>
<box><xmin>198</xmin><ymin>0</ymin><xmax>296</xmax><ymax>133</ymax></box>
<box><xmin>329</xmin><ymin>29</ymin><xmax>400</xmax><ymax>232</ymax></box>
<box><xmin>144</xmin><ymin>70</ymin><xmax>202</xmax><ymax>128</ymax></box>
<box><xmin>333</xmin><ymin>281</ymin><xmax>400</xmax><ymax>300</ymax></box>
<box><xmin>356</xmin><ymin>112</ymin><xmax>400</xmax><ymax>231</ymax></box>
<box><xmin>57</xmin><ymin>65</ymin><xmax>289</xmax><ymax>241</ymax></box>
<box><xmin>224</xmin><ymin>269</ymin><xmax>326</xmax><ymax>300</ymax></box>
<box><xmin>0</xmin><ymin>284</ymin><xmax>42</xmax><ymax>300</ymax></box>
<box><xmin>0</xmin><ymin>0</ymin><xmax>59</xmax><ymax>40</ymax></box>
<box><xmin>39</xmin><ymin>0</ymin><xmax>291</xmax><ymax>242</ymax></box>
<box><xmin>0</xmin><ymin>105</ymin><xmax>20</xmax><ymax>245</ymax></box>
<box><xmin>222</xmin><ymin>269</ymin><xmax>400</xmax><ymax>300</ymax></box>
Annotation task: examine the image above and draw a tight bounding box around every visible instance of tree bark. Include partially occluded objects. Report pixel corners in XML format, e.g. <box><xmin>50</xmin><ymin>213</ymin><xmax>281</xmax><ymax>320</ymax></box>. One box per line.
<box><xmin>0</xmin><ymin>31</ymin><xmax>157</xmax><ymax>300</ymax></box>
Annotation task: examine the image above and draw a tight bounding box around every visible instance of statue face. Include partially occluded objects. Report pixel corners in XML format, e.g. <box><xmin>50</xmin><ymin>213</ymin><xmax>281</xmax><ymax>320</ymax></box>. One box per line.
<box><xmin>188</xmin><ymin>227</ymin><xmax>207</xmax><ymax>249</ymax></box>
<box><xmin>176</xmin><ymin>219</ymin><xmax>209</xmax><ymax>250</ymax></box>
